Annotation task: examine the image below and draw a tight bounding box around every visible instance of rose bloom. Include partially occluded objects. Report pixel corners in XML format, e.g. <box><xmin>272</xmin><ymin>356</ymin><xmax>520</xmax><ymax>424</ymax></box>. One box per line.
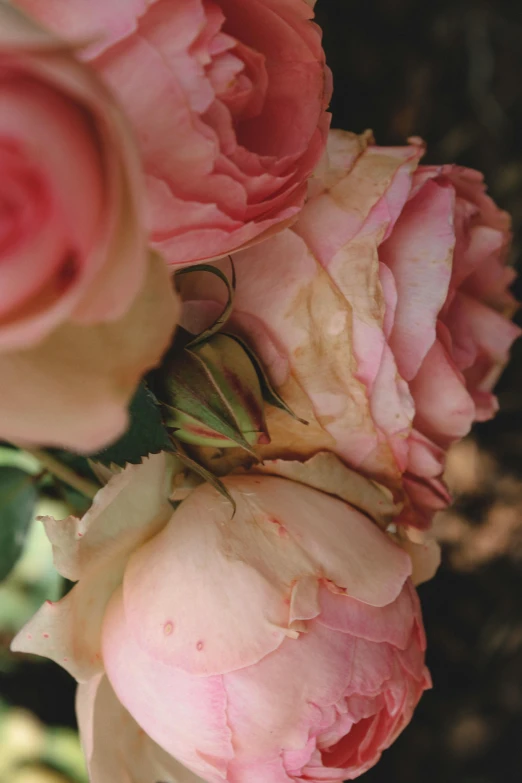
<box><xmin>17</xmin><ymin>0</ymin><xmax>332</xmax><ymax>266</ymax></box>
<box><xmin>181</xmin><ymin>130</ymin><xmax>520</xmax><ymax>527</ymax></box>
<box><xmin>13</xmin><ymin>453</ymin><xmax>430</xmax><ymax>782</ymax></box>
<box><xmin>0</xmin><ymin>4</ymin><xmax>178</xmax><ymax>451</ymax></box>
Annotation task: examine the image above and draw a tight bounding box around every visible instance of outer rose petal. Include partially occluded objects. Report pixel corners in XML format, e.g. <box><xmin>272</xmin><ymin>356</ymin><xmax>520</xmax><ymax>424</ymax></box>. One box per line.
<box><xmin>394</xmin><ymin>527</ymin><xmax>441</xmax><ymax>586</ymax></box>
<box><xmin>0</xmin><ymin>253</ymin><xmax>179</xmax><ymax>451</ymax></box>
<box><xmin>11</xmin><ymin>453</ymin><xmax>178</xmax><ymax>680</ymax></box>
<box><xmin>410</xmin><ymin>335</ymin><xmax>476</xmax><ymax>445</ymax></box>
<box><xmin>382</xmin><ymin>178</ymin><xmax>455</xmax><ymax>381</ymax></box>
<box><xmin>77</xmin><ymin>674</ymin><xmax>205</xmax><ymax>783</ymax></box>
<box><xmin>122</xmin><ymin>476</ymin><xmax>411</xmax><ymax>676</ymax></box>
<box><xmin>102</xmin><ymin>589</ymin><xmax>234</xmax><ymax>783</ymax></box>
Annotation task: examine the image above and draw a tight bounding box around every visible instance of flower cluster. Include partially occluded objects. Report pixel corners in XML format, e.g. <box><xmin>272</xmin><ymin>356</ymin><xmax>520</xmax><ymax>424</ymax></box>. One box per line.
<box><xmin>3</xmin><ymin>1</ymin><xmax>518</xmax><ymax>782</ymax></box>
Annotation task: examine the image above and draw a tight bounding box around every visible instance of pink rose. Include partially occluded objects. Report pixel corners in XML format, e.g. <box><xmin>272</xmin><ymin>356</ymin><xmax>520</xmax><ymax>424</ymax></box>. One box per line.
<box><xmin>180</xmin><ymin>130</ymin><xmax>519</xmax><ymax>527</ymax></box>
<box><xmin>13</xmin><ymin>453</ymin><xmax>429</xmax><ymax>782</ymax></box>
<box><xmin>17</xmin><ymin>0</ymin><xmax>332</xmax><ymax>266</ymax></box>
<box><xmin>0</xmin><ymin>4</ymin><xmax>179</xmax><ymax>451</ymax></box>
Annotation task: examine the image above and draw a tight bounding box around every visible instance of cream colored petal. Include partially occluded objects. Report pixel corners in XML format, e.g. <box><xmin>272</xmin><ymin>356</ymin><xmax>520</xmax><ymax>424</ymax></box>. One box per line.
<box><xmin>394</xmin><ymin>526</ymin><xmax>441</xmax><ymax>586</ymax></box>
<box><xmin>251</xmin><ymin>452</ymin><xmax>402</xmax><ymax>529</ymax></box>
<box><xmin>11</xmin><ymin>453</ymin><xmax>178</xmax><ymax>680</ymax></box>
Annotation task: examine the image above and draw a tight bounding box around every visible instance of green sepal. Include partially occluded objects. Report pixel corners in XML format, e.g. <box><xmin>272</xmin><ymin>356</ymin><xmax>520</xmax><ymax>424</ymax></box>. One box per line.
<box><xmin>168</xmin><ymin>438</ymin><xmax>236</xmax><ymax>515</ymax></box>
<box><xmin>175</xmin><ymin>262</ymin><xmax>235</xmax><ymax>348</ymax></box>
<box><xmin>222</xmin><ymin>333</ymin><xmax>308</xmax><ymax>425</ymax></box>
<box><xmin>193</xmin><ymin>334</ymin><xmax>269</xmax><ymax>444</ymax></box>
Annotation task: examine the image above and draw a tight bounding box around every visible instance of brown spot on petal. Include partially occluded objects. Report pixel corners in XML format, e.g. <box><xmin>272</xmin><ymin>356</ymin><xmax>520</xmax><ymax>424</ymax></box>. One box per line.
<box><xmin>163</xmin><ymin>621</ymin><xmax>174</xmax><ymax>636</ymax></box>
<box><xmin>196</xmin><ymin>640</ymin><xmax>204</xmax><ymax>651</ymax></box>
<box><xmin>55</xmin><ymin>251</ymin><xmax>79</xmax><ymax>294</ymax></box>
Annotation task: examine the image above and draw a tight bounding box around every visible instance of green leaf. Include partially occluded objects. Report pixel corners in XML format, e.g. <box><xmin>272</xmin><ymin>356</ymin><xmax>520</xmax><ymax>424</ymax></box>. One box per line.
<box><xmin>222</xmin><ymin>333</ymin><xmax>308</xmax><ymax>424</ymax></box>
<box><xmin>0</xmin><ymin>445</ymin><xmax>41</xmax><ymax>475</ymax></box>
<box><xmin>0</xmin><ymin>467</ymin><xmax>38</xmax><ymax>582</ymax></box>
<box><xmin>91</xmin><ymin>383</ymin><xmax>172</xmax><ymax>468</ymax></box>
<box><xmin>175</xmin><ymin>262</ymin><xmax>235</xmax><ymax>348</ymax></box>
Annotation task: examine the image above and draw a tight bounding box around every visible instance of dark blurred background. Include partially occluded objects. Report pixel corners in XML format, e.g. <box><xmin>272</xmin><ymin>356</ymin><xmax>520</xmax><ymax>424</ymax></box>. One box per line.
<box><xmin>315</xmin><ymin>1</ymin><xmax>522</xmax><ymax>781</ymax></box>
<box><xmin>2</xmin><ymin>2</ymin><xmax>522</xmax><ymax>783</ymax></box>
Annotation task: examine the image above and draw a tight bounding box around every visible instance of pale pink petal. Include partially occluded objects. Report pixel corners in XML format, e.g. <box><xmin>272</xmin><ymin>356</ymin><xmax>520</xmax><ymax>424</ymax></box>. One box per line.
<box><xmin>77</xmin><ymin>674</ymin><xmax>207</xmax><ymax>783</ymax></box>
<box><xmin>317</xmin><ymin>584</ymin><xmax>416</xmax><ymax>649</ymax></box>
<box><xmin>102</xmin><ymin>588</ymin><xmax>233</xmax><ymax>783</ymax></box>
<box><xmin>122</xmin><ymin>476</ymin><xmax>411</xmax><ymax>677</ymax></box>
<box><xmin>223</xmin><ymin>621</ymin><xmax>357</xmax><ymax>762</ymax></box>
<box><xmin>410</xmin><ymin>336</ymin><xmax>476</xmax><ymax>444</ymax></box>
<box><xmin>14</xmin><ymin>0</ymin><xmax>150</xmax><ymax>58</ymax></box>
<box><xmin>445</xmin><ymin>291</ymin><xmax>521</xmax><ymax>374</ymax></box>
<box><xmin>382</xmin><ymin>178</ymin><xmax>455</xmax><ymax>380</ymax></box>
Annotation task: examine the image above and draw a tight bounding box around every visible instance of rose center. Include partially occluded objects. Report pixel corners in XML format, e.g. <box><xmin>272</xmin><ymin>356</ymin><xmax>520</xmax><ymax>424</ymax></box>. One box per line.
<box><xmin>203</xmin><ymin>1</ymin><xmax>268</xmax><ymax>125</ymax></box>
<box><xmin>0</xmin><ymin>141</ymin><xmax>48</xmax><ymax>258</ymax></box>
<box><xmin>320</xmin><ymin>715</ymin><xmax>378</xmax><ymax>769</ymax></box>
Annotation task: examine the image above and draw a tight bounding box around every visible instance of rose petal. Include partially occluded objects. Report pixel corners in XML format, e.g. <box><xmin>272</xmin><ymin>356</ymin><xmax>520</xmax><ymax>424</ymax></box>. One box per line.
<box><xmin>122</xmin><ymin>476</ymin><xmax>411</xmax><ymax>676</ymax></box>
<box><xmin>0</xmin><ymin>253</ymin><xmax>178</xmax><ymax>451</ymax></box>
<box><xmin>76</xmin><ymin>674</ymin><xmax>206</xmax><ymax>783</ymax></box>
<box><xmin>11</xmin><ymin>453</ymin><xmax>177</xmax><ymax>680</ymax></box>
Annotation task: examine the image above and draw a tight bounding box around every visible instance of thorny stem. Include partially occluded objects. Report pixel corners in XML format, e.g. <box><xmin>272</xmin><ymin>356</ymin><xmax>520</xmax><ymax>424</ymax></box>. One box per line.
<box><xmin>23</xmin><ymin>448</ymin><xmax>100</xmax><ymax>500</ymax></box>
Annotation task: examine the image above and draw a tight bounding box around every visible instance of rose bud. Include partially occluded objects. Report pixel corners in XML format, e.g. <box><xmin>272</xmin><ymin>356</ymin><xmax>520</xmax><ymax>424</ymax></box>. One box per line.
<box><xmin>153</xmin><ymin>333</ymin><xmax>270</xmax><ymax>451</ymax></box>
<box><xmin>0</xmin><ymin>4</ymin><xmax>179</xmax><ymax>451</ymax></box>
<box><xmin>17</xmin><ymin>0</ymin><xmax>332</xmax><ymax>266</ymax></box>
<box><xmin>181</xmin><ymin>130</ymin><xmax>520</xmax><ymax>528</ymax></box>
<box><xmin>12</xmin><ymin>453</ymin><xmax>430</xmax><ymax>782</ymax></box>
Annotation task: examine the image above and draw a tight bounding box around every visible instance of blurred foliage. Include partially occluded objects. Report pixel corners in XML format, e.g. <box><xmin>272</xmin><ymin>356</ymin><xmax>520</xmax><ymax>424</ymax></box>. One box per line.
<box><xmin>0</xmin><ymin>702</ymin><xmax>87</xmax><ymax>783</ymax></box>
<box><xmin>0</xmin><ymin>460</ymin><xmax>81</xmax><ymax>783</ymax></box>
<box><xmin>0</xmin><ymin>469</ymin><xmax>39</xmax><ymax>582</ymax></box>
